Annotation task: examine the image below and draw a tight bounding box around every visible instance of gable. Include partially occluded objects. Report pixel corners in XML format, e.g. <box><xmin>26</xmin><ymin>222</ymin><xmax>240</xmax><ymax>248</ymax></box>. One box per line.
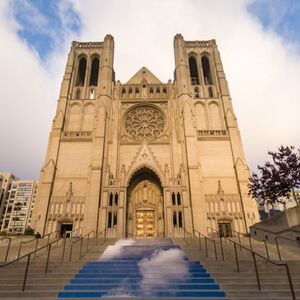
<box><xmin>127</xmin><ymin>67</ymin><xmax>162</xmax><ymax>84</ymax></box>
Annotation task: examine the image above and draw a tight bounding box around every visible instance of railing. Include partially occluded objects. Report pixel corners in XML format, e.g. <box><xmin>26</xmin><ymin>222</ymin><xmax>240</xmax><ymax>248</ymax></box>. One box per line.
<box><xmin>60</xmin><ymin>227</ymin><xmax>82</xmax><ymax>262</ymax></box>
<box><xmin>207</xmin><ymin>226</ymin><xmax>296</xmax><ymax>300</ymax></box>
<box><xmin>17</xmin><ymin>230</ymin><xmax>59</xmax><ymax>261</ymax></box>
<box><xmin>182</xmin><ymin>228</ymin><xmax>218</xmax><ymax>261</ymax></box>
<box><xmin>275</xmin><ymin>235</ymin><xmax>300</xmax><ymax>261</ymax></box>
<box><xmin>207</xmin><ymin>226</ymin><xmax>270</xmax><ymax>260</ymax></box>
<box><xmin>193</xmin><ymin>229</ymin><xmax>218</xmax><ymax>261</ymax></box>
<box><xmin>0</xmin><ymin>237</ymin><xmax>61</xmax><ymax>291</ymax></box>
<box><xmin>96</xmin><ymin>228</ymin><xmax>107</xmax><ymax>246</ymax></box>
<box><xmin>0</xmin><ymin>236</ymin><xmax>11</xmax><ymax>262</ymax></box>
<box><xmin>223</xmin><ymin>236</ymin><xmax>296</xmax><ymax>300</ymax></box>
<box><xmin>63</xmin><ymin>227</ymin><xmax>82</xmax><ymax>238</ymax></box>
<box><xmin>68</xmin><ymin>231</ymin><xmax>95</xmax><ymax>262</ymax></box>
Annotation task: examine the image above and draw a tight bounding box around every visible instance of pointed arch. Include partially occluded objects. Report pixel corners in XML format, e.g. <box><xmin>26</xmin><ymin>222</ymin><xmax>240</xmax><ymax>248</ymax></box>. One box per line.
<box><xmin>76</xmin><ymin>56</ymin><xmax>87</xmax><ymax>86</ymax></box>
<box><xmin>195</xmin><ymin>102</ymin><xmax>206</xmax><ymax>130</ymax></box>
<box><xmin>201</xmin><ymin>55</ymin><xmax>213</xmax><ymax>85</ymax></box>
<box><xmin>89</xmin><ymin>56</ymin><xmax>100</xmax><ymax>86</ymax></box>
<box><xmin>82</xmin><ymin>103</ymin><xmax>95</xmax><ymax>131</ymax></box>
<box><xmin>189</xmin><ymin>55</ymin><xmax>199</xmax><ymax>85</ymax></box>
<box><xmin>209</xmin><ymin>102</ymin><xmax>221</xmax><ymax>130</ymax></box>
<box><xmin>68</xmin><ymin>103</ymin><xmax>81</xmax><ymax>131</ymax></box>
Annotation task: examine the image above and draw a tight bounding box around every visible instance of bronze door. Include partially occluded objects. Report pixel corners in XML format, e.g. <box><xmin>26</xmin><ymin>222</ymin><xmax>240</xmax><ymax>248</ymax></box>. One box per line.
<box><xmin>136</xmin><ymin>210</ymin><xmax>155</xmax><ymax>237</ymax></box>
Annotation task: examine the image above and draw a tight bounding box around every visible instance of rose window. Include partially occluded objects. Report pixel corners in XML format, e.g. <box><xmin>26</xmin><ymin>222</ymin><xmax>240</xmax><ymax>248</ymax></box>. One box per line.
<box><xmin>124</xmin><ymin>106</ymin><xmax>165</xmax><ymax>141</ymax></box>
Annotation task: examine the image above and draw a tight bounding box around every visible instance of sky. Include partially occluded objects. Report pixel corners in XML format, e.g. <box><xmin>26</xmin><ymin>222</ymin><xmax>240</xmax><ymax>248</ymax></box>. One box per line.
<box><xmin>0</xmin><ymin>0</ymin><xmax>299</xmax><ymax>180</ymax></box>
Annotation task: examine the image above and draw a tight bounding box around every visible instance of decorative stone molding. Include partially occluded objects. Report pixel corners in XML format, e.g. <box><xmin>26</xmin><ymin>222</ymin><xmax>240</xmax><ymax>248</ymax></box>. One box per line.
<box><xmin>124</xmin><ymin>106</ymin><xmax>165</xmax><ymax>141</ymax></box>
<box><xmin>61</xmin><ymin>131</ymin><xmax>93</xmax><ymax>141</ymax></box>
<box><xmin>197</xmin><ymin>130</ymin><xmax>228</xmax><ymax>140</ymax></box>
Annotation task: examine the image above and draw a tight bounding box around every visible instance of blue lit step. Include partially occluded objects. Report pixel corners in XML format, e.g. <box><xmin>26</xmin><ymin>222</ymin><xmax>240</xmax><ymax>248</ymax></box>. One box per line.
<box><xmin>64</xmin><ymin>284</ymin><xmax>221</xmax><ymax>291</ymax></box>
<box><xmin>70</xmin><ymin>278</ymin><xmax>215</xmax><ymax>284</ymax></box>
<box><xmin>74</xmin><ymin>273</ymin><xmax>211</xmax><ymax>279</ymax></box>
<box><xmin>85</xmin><ymin>261</ymin><xmax>202</xmax><ymax>267</ymax></box>
<box><xmin>80</xmin><ymin>267</ymin><xmax>206</xmax><ymax>273</ymax></box>
<box><xmin>58</xmin><ymin>290</ymin><xmax>226</xmax><ymax>298</ymax></box>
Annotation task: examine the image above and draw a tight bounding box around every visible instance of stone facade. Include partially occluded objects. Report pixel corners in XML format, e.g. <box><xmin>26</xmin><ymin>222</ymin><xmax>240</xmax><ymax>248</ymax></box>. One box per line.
<box><xmin>32</xmin><ymin>34</ymin><xmax>259</xmax><ymax>238</ymax></box>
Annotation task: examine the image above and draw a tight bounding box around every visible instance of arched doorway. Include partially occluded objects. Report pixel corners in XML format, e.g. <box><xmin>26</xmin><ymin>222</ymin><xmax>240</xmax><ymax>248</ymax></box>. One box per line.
<box><xmin>126</xmin><ymin>167</ymin><xmax>164</xmax><ymax>238</ymax></box>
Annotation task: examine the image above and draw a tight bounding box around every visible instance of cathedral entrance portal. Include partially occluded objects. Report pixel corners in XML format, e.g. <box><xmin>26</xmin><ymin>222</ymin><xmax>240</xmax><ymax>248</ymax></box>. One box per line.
<box><xmin>126</xmin><ymin>167</ymin><xmax>164</xmax><ymax>238</ymax></box>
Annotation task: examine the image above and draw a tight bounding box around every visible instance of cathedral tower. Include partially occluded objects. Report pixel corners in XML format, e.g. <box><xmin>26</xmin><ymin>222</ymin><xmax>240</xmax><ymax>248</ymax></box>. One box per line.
<box><xmin>33</xmin><ymin>34</ymin><xmax>259</xmax><ymax>238</ymax></box>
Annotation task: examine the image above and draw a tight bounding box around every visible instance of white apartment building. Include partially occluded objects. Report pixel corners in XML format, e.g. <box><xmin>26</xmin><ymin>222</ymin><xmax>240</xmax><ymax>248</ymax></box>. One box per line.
<box><xmin>0</xmin><ymin>172</ymin><xmax>19</xmax><ymax>227</ymax></box>
<box><xmin>1</xmin><ymin>180</ymin><xmax>38</xmax><ymax>234</ymax></box>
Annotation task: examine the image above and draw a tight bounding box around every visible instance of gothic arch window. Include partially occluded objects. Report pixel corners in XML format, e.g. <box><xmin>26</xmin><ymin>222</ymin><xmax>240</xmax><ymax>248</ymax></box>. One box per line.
<box><xmin>172</xmin><ymin>193</ymin><xmax>176</xmax><ymax>205</ymax></box>
<box><xmin>109</xmin><ymin>193</ymin><xmax>113</xmax><ymax>206</ymax></box>
<box><xmin>201</xmin><ymin>55</ymin><xmax>213</xmax><ymax>85</ymax></box>
<box><xmin>156</xmin><ymin>87</ymin><xmax>160</xmax><ymax>93</ymax></box>
<box><xmin>177</xmin><ymin>193</ymin><xmax>181</xmax><ymax>205</ymax></box>
<box><xmin>113</xmin><ymin>213</ymin><xmax>118</xmax><ymax>226</ymax></box>
<box><xmin>208</xmin><ymin>87</ymin><xmax>213</xmax><ymax>98</ymax></box>
<box><xmin>135</xmin><ymin>87</ymin><xmax>139</xmax><ymax>94</ymax></box>
<box><xmin>178</xmin><ymin>211</ymin><xmax>183</xmax><ymax>228</ymax></box>
<box><xmin>173</xmin><ymin>211</ymin><xmax>177</xmax><ymax>227</ymax></box>
<box><xmin>76</xmin><ymin>57</ymin><xmax>87</xmax><ymax>86</ymax></box>
<box><xmin>129</xmin><ymin>88</ymin><xmax>133</xmax><ymax>94</ymax></box>
<box><xmin>114</xmin><ymin>193</ymin><xmax>118</xmax><ymax>206</ymax></box>
<box><xmin>122</xmin><ymin>88</ymin><xmax>126</xmax><ymax>95</ymax></box>
<box><xmin>149</xmin><ymin>88</ymin><xmax>154</xmax><ymax>94</ymax></box>
<box><xmin>107</xmin><ymin>212</ymin><xmax>112</xmax><ymax>228</ymax></box>
<box><xmin>163</xmin><ymin>88</ymin><xmax>167</xmax><ymax>94</ymax></box>
<box><xmin>89</xmin><ymin>56</ymin><xmax>100</xmax><ymax>86</ymax></box>
<box><xmin>124</xmin><ymin>105</ymin><xmax>165</xmax><ymax>141</ymax></box>
<box><xmin>189</xmin><ymin>56</ymin><xmax>199</xmax><ymax>85</ymax></box>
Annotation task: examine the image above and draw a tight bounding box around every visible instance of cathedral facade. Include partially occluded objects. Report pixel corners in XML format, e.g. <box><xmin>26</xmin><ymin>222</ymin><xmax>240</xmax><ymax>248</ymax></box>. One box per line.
<box><xmin>32</xmin><ymin>34</ymin><xmax>259</xmax><ymax>238</ymax></box>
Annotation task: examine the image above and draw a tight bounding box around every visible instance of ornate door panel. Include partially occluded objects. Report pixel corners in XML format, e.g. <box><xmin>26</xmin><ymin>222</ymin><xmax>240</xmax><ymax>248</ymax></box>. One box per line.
<box><xmin>127</xmin><ymin>178</ymin><xmax>164</xmax><ymax>237</ymax></box>
<box><xmin>136</xmin><ymin>210</ymin><xmax>155</xmax><ymax>237</ymax></box>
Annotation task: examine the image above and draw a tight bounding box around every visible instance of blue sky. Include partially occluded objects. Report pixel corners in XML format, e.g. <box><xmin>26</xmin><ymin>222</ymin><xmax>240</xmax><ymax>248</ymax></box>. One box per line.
<box><xmin>1</xmin><ymin>0</ymin><xmax>300</xmax><ymax>179</ymax></box>
<box><xmin>12</xmin><ymin>0</ymin><xmax>300</xmax><ymax>61</ymax></box>
<box><xmin>248</xmin><ymin>0</ymin><xmax>300</xmax><ymax>49</ymax></box>
<box><xmin>12</xmin><ymin>0</ymin><xmax>81</xmax><ymax>60</ymax></box>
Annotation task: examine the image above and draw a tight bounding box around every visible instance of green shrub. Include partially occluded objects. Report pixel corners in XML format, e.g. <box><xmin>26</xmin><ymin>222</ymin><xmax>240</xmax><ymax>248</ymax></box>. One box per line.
<box><xmin>24</xmin><ymin>227</ymin><xmax>34</xmax><ymax>235</ymax></box>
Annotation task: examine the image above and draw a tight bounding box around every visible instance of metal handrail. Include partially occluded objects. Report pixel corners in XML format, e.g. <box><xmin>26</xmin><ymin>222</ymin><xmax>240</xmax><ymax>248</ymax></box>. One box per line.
<box><xmin>96</xmin><ymin>228</ymin><xmax>107</xmax><ymax>246</ymax></box>
<box><xmin>275</xmin><ymin>235</ymin><xmax>300</xmax><ymax>261</ymax></box>
<box><xmin>0</xmin><ymin>237</ymin><xmax>62</xmax><ymax>291</ymax></box>
<box><xmin>182</xmin><ymin>227</ymin><xmax>192</xmax><ymax>244</ymax></box>
<box><xmin>193</xmin><ymin>229</ymin><xmax>218</xmax><ymax>261</ymax></box>
<box><xmin>64</xmin><ymin>227</ymin><xmax>82</xmax><ymax>238</ymax></box>
<box><xmin>0</xmin><ymin>236</ymin><xmax>11</xmax><ymax>262</ymax></box>
<box><xmin>252</xmin><ymin>225</ymin><xmax>300</xmax><ymax>236</ymax></box>
<box><xmin>223</xmin><ymin>235</ymin><xmax>296</xmax><ymax>300</ymax></box>
<box><xmin>207</xmin><ymin>226</ymin><xmax>271</xmax><ymax>260</ymax></box>
<box><xmin>17</xmin><ymin>230</ymin><xmax>59</xmax><ymax>260</ymax></box>
<box><xmin>69</xmin><ymin>230</ymin><xmax>95</xmax><ymax>262</ymax></box>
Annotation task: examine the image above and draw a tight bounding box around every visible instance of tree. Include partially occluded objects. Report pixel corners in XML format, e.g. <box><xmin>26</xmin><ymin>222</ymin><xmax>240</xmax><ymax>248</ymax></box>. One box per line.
<box><xmin>248</xmin><ymin>145</ymin><xmax>300</xmax><ymax>208</ymax></box>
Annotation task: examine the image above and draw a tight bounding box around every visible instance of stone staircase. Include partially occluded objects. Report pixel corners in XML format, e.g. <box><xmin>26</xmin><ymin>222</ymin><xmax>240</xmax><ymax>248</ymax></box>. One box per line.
<box><xmin>58</xmin><ymin>238</ymin><xmax>227</xmax><ymax>299</ymax></box>
<box><xmin>0</xmin><ymin>237</ymin><xmax>116</xmax><ymax>299</ymax></box>
<box><xmin>0</xmin><ymin>236</ymin><xmax>299</xmax><ymax>299</ymax></box>
<box><xmin>174</xmin><ymin>236</ymin><xmax>300</xmax><ymax>300</ymax></box>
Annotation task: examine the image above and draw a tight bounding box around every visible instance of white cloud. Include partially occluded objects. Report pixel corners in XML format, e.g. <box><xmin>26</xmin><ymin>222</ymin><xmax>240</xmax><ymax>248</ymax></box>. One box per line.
<box><xmin>0</xmin><ymin>0</ymin><xmax>299</xmax><ymax>179</ymax></box>
<box><xmin>138</xmin><ymin>248</ymin><xmax>189</xmax><ymax>290</ymax></box>
<box><xmin>100</xmin><ymin>238</ymin><xmax>135</xmax><ymax>261</ymax></box>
